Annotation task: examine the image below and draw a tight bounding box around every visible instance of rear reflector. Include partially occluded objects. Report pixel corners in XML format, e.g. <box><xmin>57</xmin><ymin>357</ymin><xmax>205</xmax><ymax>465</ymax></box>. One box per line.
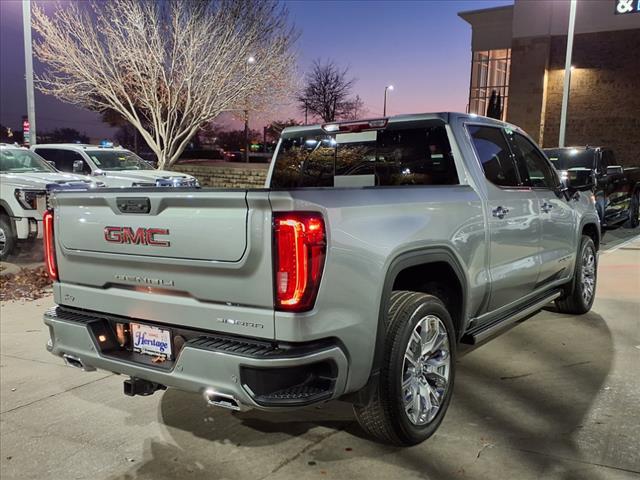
<box><xmin>43</xmin><ymin>209</ymin><xmax>58</xmax><ymax>281</ymax></box>
<box><xmin>273</xmin><ymin>212</ymin><xmax>326</xmax><ymax>312</ymax></box>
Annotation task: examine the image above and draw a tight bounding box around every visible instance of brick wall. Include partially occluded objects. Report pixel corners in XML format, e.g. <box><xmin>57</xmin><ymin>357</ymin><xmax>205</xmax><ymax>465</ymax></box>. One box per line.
<box><xmin>542</xmin><ymin>29</ymin><xmax>640</xmax><ymax>166</ymax></box>
<box><xmin>172</xmin><ymin>162</ymin><xmax>269</xmax><ymax>188</ymax></box>
<box><xmin>507</xmin><ymin>36</ymin><xmax>551</xmax><ymax>144</ymax></box>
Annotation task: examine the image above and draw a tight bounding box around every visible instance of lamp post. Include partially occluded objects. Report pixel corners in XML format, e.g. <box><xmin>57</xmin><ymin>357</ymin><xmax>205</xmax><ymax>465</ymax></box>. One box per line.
<box><xmin>244</xmin><ymin>56</ymin><xmax>256</xmax><ymax>163</ymax></box>
<box><xmin>22</xmin><ymin>0</ymin><xmax>36</xmax><ymax>146</ymax></box>
<box><xmin>559</xmin><ymin>0</ymin><xmax>577</xmax><ymax>148</ymax></box>
<box><xmin>383</xmin><ymin>85</ymin><xmax>394</xmax><ymax>117</ymax></box>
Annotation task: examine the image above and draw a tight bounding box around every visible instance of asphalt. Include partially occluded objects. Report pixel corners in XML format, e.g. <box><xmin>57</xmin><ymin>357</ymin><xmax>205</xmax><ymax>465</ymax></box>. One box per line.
<box><xmin>1</xmin><ymin>233</ymin><xmax>639</xmax><ymax>480</ymax></box>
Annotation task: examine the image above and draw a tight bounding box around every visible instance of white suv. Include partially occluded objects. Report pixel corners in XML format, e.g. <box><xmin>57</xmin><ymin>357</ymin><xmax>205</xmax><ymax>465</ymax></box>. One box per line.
<box><xmin>0</xmin><ymin>144</ymin><xmax>100</xmax><ymax>260</ymax></box>
<box><xmin>32</xmin><ymin>144</ymin><xmax>198</xmax><ymax>188</ymax></box>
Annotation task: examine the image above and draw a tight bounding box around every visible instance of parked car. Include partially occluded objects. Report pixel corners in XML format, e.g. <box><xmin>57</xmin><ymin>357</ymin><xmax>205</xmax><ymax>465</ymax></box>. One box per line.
<box><xmin>42</xmin><ymin>113</ymin><xmax>600</xmax><ymax>446</ymax></box>
<box><xmin>544</xmin><ymin>146</ymin><xmax>640</xmax><ymax>229</ymax></box>
<box><xmin>0</xmin><ymin>144</ymin><xmax>101</xmax><ymax>260</ymax></box>
<box><xmin>31</xmin><ymin>144</ymin><xmax>199</xmax><ymax>188</ymax></box>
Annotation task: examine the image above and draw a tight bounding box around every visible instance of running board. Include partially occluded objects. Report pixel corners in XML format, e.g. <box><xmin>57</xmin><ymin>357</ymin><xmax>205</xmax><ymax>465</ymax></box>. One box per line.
<box><xmin>461</xmin><ymin>290</ymin><xmax>562</xmax><ymax>345</ymax></box>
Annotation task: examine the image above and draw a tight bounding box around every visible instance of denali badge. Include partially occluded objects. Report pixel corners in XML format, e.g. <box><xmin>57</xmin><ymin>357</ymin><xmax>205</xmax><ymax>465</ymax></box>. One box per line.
<box><xmin>115</xmin><ymin>274</ymin><xmax>175</xmax><ymax>287</ymax></box>
<box><xmin>216</xmin><ymin>318</ymin><xmax>264</xmax><ymax>329</ymax></box>
<box><xmin>104</xmin><ymin>226</ymin><xmax>170</xmax><ymax>246</ymax></box>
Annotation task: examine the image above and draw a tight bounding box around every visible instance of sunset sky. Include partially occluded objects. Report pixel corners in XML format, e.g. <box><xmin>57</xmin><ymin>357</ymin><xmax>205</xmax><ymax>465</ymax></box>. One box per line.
<box><xmin>0</xmin><ymin>0</ymin><xmax>511</xmax><ymax>139</ymax></box>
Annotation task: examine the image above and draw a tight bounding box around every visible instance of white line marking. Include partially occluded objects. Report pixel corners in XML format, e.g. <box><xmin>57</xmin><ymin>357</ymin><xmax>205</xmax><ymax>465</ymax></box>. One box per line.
<box><xmin>601</xmin><ymin>233</ymin><xmax>640</xmax><ymax>254</ymax></box>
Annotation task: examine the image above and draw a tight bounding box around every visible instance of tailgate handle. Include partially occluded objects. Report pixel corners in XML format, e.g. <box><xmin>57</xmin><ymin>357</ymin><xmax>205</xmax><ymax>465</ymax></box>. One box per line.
<box><xmin>117</xmin><ymin>197</ymin><xmax>151</xmax><ymax>214</ymax></box>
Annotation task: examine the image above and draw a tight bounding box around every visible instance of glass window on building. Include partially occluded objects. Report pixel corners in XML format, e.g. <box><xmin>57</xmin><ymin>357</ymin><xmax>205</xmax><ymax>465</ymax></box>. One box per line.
<box><xmin>469</xmin><ymin>49</ymin><xmax>511</xmax><ymax>120</ymax></box>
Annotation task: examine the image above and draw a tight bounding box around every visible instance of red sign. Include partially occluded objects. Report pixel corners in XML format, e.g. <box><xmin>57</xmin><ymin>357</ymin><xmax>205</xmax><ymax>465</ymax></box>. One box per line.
<box><xmin>22</xmin><ymin>119</ymin><xmax>30</xmax><ymax>133</ymax></box>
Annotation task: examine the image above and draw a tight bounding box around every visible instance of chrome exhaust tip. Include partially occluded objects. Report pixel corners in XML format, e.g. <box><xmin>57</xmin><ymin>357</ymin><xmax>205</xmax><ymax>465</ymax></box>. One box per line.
<box><xmin>62</xmin><ymin>353</ymin><xmax>96</xmax><ymax>372</ymax></box>
<box><xmin>204</xmin><ymin>388</ymin><xmax>244</xmax><ymax>411</ymax></box>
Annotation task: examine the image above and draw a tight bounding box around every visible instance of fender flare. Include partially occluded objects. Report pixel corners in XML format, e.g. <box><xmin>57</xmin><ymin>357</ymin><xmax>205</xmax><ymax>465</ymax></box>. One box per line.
<box><xmin>578</xmin><ymin>215</ymin><xmax>601</xmax><ymax>249</ymax></box>
<box><xmin>353</xmin><ymin>247</ymin><xmax>468</xmax><ymax>405</ymax></box>
<box><xmin>0</xmin><ymin>200</ymin><xmax>15</xmax><ymax>217</ymax></box>
<box><xmin>0</xmin><ymin>200</ymin><xmax>17</xmax><ymax>234</ymax></box>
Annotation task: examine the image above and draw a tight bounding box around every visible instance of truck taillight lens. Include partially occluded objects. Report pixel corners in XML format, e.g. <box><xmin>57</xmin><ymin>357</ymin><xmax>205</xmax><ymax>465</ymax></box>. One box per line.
<box><xmin>273</xmin><ymin>212</ymin><xmax>326</xmax><ymax>312</ymax></box>
<box><xmin>43</xmin><ymin>209</ymin><xmax>58</xmax><ymax>281</ymax></box>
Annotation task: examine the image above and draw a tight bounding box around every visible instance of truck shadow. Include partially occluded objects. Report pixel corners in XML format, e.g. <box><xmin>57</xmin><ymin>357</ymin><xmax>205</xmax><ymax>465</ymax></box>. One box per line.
<box><xmin>109</xmin><ymin>309</ymin><xmax>615</xmax><ymax>480</ymax></box>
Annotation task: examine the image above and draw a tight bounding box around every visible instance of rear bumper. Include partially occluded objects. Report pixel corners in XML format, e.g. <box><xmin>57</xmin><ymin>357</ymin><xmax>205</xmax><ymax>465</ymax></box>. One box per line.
<box><xmin>44</xmin><ymin>306</ymin><xmax>349</xmax><ymax>410</ymax></box>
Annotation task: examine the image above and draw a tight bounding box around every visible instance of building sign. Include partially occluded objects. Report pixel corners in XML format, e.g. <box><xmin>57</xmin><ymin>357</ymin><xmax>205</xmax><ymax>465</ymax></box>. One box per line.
<box><xmin>615</xmin><ymin>0</ymin><xmax>640</xmax><ymax>14</ymax></box>
<box><xmin>22</xmin><ymin>117</ymin><xmax>30</xmax><ymax>146</ymax></box>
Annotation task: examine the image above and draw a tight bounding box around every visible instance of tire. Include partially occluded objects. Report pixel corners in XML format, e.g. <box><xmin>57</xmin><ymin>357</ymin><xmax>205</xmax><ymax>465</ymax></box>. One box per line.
<box><xmin>0</xmin><ymin>215</ymin><xmax>17</xmax><ymax>261</ymax></box>
<box><xmin>555</xmin><ymin>235</ymin><xmax>597</xmax><ymax>315</ymax></box>
<box><xmin>353</xmin><ymin>291</ymin><xmax>456</xmax><ymax>446</ymax></box>
<box><xmin>624</xmin><ymin>190</ymin><xmax>639</xmax><ymax>229</ymax></box>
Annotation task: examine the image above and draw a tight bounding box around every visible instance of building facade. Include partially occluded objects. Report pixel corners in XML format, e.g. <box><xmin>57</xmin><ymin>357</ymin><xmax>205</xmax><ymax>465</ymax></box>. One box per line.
<box><xmin>459</xmin><ymin>0</ymin><xmax>640</xmax><ymax>165</ymax></box>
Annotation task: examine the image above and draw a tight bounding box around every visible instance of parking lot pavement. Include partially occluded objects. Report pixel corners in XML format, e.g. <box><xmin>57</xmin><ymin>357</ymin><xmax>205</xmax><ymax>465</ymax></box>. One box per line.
<box><xmin>1</xmin><ymin>236</ymin><xmax>638</xmax><ymax>480</ymax></box>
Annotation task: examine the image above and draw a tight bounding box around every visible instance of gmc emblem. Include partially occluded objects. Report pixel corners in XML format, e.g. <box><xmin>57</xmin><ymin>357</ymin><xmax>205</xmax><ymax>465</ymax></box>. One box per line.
<box><xmin>104</xmin><ymin>226</ymin><xmax>170</xmax><ymax>247</ymax></box>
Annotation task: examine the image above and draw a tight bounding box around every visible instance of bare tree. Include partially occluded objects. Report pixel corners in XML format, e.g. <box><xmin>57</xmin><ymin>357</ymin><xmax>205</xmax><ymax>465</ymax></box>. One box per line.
<box><xmin>297</xmin><ymin>60</ymin><xmax>360</xmax><ymax>122</ymax></box>
<box><xmin>342</xmin><ymin>95</ymin><xmax>367</xmax><ymax>120</ymax></box>
<box><xmin>31</xmin><ymin>0</ymin><xmax>297</xmax><ymax>169</ymax></box>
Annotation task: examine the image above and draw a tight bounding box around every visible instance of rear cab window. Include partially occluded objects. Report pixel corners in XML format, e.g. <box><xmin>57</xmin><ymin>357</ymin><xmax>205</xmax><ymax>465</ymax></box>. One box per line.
<box><xmin>270</xmin><ymin>120</ymin><xmax>459</xmax><ymax>188</ymax></box>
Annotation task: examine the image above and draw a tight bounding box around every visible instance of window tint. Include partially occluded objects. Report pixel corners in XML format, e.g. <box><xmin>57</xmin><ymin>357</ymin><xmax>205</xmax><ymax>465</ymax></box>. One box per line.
<box><xmin>467</xmin><ymin>125</ymin><xmax>518</xmax><ymax>187</ymax></box>
<box><xmin>507</xmin><ymin>132</ymin><xmax>558</xmax><ymax>189</ymax></box>
<box><xmin>601</xmin><ymin>150</ymin><xmax>616</xmax><ymax>169</ymax></box>
<box><xmin>34</xmin><ymin>148</ymin><xmax>61</xmax><ymax>166</ymax></box>
<box><xmin>271</xmin><ymin>123</ymin><xmax>459</xmax><ymax>188</ymax></box>
<box><xmin>47</xmin><ymin>150</ymin><xmax>89</xmax><ymax>173</ymax></box>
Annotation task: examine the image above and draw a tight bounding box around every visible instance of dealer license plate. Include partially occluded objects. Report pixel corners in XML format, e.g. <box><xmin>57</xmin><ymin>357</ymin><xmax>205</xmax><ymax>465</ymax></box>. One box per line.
<box><xmin>131</xmin><ymin>323</ymin><xmax>172</xmax><ymax>358</ymax></box>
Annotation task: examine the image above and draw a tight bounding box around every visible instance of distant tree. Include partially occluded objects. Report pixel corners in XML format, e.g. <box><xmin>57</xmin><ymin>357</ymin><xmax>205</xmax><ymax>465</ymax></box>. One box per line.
<box><xmin>0</xmin><ymin>124</ymin><xmax>16</xmax><ymax>143</ymax></box>
<box><xmin>31</xmin><ymin>0</ymin><xmax>297</xmax><ymax>169</ymax></box>
<box><xmin>39</xmin><ymin>128</ymin><xmax>89</xmax><ymax>144</ymax></box>
<box><xmin>265</xmin><ymin>119</ymin><xmax>300</xmax><ymax>142</ymax></box>
<box><xmin>342</xmin><ymin>95</ymin><xmax>367</xmax><ymax>120</ymax></box>
<box><xmin>297</xmin><ymin>60</ymin><xmax>362</xmax><ymax>122</ymax></box>
<box><xmin>216</xmin><ymin>129</ymin><xmax>262</xmax><ymax>151</ymax></box>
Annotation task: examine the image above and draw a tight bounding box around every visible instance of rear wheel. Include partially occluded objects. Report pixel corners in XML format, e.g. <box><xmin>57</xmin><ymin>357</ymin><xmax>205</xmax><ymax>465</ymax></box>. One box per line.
<box><xmin>555</xmin><ymin>235</ymin><xmax>597</xmax><ymax>314</ymax></box>
<box><xmin>0</xmin><ymin>215</ymin><xmax>17</xmax><ymax>261</ymax></box>
<box><xmin>624</xmin><ymin>190</ymin><xmax>639</xmax><ymax>229</ymax></box>
<box><xmin>353</xmin><ymin>291</ymin><xmax>456</xmax><ymax>446</ymax></box>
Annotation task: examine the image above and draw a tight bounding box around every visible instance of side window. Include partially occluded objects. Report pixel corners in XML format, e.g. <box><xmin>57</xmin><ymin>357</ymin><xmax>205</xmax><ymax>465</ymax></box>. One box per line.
<box><xmin>467</xmin><ymin>125</ymin><xmax>519</xmax><ymax>187</ymax></box>
<box><xmin>507</xmin><ymin>132</ymin><xmax>558</xmax><ymax>189</ymax></box>
<box><xmin>59</xmin><ymin>151</ymin><xmax>91</xmax><ymax>174</ymax></box>
<box><xmin>601</xmin><ymin>150</ymin><xmax>615</xmax><ymax>170</ymax></box>
<box><xmin>34</xmin><ymin>148</ymin><xmax>60</xmax><ymax>168</ymax></box>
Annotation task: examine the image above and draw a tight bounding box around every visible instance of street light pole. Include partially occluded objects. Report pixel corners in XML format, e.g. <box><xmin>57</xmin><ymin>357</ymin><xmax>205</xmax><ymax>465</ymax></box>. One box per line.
<box><xmin>244</xmin><ymin>56</ymin><xmax>256</xmax><ymax>163</ymax></box>
<box><xmin>559</xmin><ymin>0</ymin><xmax>577</xmax><ymax>148</ymax></box>
<box><xmin>22</xmin><ymin>0</ymin><xmax>36</xmax><ymax>146</ymax></box>
<box><xmin>383</xmin><ymin>85</ymin><xmax>394</xmax><ymax>117</ymax></box>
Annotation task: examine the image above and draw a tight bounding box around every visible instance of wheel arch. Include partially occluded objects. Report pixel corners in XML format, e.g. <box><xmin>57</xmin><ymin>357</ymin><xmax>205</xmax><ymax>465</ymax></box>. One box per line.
<box><xmin>581</xmin><ymin>220</ymin><xmax>600</xmax><ymax>251</ymax></box>
<box><xmin>0</xmin><ymin>200</ymin><xmax>15</xmax><ymax>218</ymax></box>
<box><xmin>352</xmin><ymin>247</ymin><xmax>468</xmax><ymax>406</ymax></box>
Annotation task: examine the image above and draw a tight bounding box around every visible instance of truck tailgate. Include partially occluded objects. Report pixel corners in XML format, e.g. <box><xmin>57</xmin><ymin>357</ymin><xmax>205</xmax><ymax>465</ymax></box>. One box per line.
<box><xmin>51</xmin><ymin>190</ymin><xmax>275</xmax><ymax>338</ymax></box>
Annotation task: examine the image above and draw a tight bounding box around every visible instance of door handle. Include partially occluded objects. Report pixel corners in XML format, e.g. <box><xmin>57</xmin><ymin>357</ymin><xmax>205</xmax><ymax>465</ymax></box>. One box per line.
<box><xmin>492</xmin><ymin>206</ymin><xmax>510</xmax><ymax>219</ymax></box>
<box><xmin>541</xmin><ymin>202</ymin><xmax>553</xmax><ymax>213</ymax></box>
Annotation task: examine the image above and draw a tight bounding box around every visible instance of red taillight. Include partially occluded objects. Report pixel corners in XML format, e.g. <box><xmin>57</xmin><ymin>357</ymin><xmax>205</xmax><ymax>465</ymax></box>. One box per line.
<box><xmin>43</xmin><ymin>209</ymin><xmax>58</xmax><ymax>281</ymax></box>
<box><xmin>273</xmin><ymin>212</ymin><xmax>326</xmax><ymax>312</ymax></box>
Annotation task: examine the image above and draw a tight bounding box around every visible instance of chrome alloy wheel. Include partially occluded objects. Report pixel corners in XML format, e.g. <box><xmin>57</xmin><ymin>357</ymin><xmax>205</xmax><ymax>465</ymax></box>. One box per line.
<box><xmin>402</xmin><ymin>315</ymin><xmax>451</xmax><ymax>426</ymax></box>
<box><xmin>0</xmin><ymin>227</ymin><xmax>6</xmax><ymax>255</ymax></box>
<box><xmin>581</xmin><ymin>245</ymin><xmax>596</xmax><ymax>304</ymax></box>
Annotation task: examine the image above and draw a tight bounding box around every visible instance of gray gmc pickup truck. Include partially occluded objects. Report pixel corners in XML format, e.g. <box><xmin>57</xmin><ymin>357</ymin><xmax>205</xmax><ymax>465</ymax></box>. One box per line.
<box><xmin>43</xmin><ymin>113</ymin><xmax>600</xmax><ymax>446</ymax></box>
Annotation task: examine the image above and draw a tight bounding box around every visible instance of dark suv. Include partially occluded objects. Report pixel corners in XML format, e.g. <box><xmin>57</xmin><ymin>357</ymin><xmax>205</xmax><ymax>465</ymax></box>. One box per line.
<box><xmin>544</xmin><ymin>146</ymin><xmax>640</xmax><ymax>229</ymax></box>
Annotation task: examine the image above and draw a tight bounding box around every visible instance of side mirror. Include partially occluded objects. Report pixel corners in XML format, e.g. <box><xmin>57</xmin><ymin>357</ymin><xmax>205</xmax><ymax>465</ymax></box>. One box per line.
<box><xmin>72</xmin><ymin>160</ymin><xmax>84</xmax><ymax>174</ymax></box>
<box><xmin>46</xmin><ymin>160</ymin><xmax>56</xmax><ymax>168</ymax></box>
<box><xmin>606</xmin><ymin>165</ymin><xmax>623</xmax><ymax>175</ymax></box>
<box><xmin>563</xmin><ymin>168</ymin><xmax>595</xmax><ymax>192</ymax></box>
<box><xmin>93</xmin><ymin>169</ymin><xmax>106</xmax><ymax>176</ymax></box>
